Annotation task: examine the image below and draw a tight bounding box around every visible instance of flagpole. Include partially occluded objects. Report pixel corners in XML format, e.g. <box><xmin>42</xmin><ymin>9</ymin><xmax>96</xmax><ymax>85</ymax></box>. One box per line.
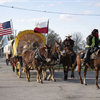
<box><xmin>0</xmin><ymin>37</ymin><xmax>3</xmax><ymax>58</ymax></box>
<box><xmin>46</xmin><ymin>19</ymin><xmax>49</xmax><ymax>45</ymax></box>
<box><xmin>10</xmin><ymin>19</ymin><xmax>18</xmax><ymax>56</ymax></box>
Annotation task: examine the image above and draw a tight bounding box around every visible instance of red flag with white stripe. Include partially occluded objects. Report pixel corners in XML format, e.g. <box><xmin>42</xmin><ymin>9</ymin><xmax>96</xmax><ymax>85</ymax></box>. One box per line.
<box><xmin>34</xmin><ymin>21</ymin><xmax>48</xmax><ymax>33</ymax></box>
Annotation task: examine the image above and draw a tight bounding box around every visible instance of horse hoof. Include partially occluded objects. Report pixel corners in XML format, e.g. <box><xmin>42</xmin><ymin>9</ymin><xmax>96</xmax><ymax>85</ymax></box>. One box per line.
<box><xmin>27</xmin><ymin>79</ymin><xmax>30</xmax><ymax>82</ymax></box>
<box><xmin>71</xmin><ymin>76</ymin><xmax>74</xmax><ymax>79</ymax></box>
<box><xmin>43</xmin><ymin>78</ymin><xmax>47</xmax><ymax>80</ymax></box>
<box><xmin>97</xmin><ymin>86</ymin><xmax>100</xmax><ymax>90</ymax></box>
<box><xmin>37</xmin><ymin>80</ymin><xmax>40</xmax><ymax>83</ymax></box>
<box><xmin>40</xmin><ymin>81</ymin><xmax>43</xmax><ymax>84</ymax></box>
<box><xmin>47</xmin><ymin>79</ymin><xmax>50</xmax><ymax>81</ymax></box>
<box><xmin>53</xmin><ymin>79</ymin><xmax>56</xmax><ymax>82</ymax></box>
<box><xmin>81</xmin><ymin>82</ymin><xmax>83</xmax><ymax>84</ymax></box>
<box><xmin>64</xmin><ymin>78</ymin><xmax>67</xmax><ymax>81</ymax></box>
<box><xmin>85</xmin><ymin>83</ymin><xmax>87</xmax><ymax>85</ymax></box>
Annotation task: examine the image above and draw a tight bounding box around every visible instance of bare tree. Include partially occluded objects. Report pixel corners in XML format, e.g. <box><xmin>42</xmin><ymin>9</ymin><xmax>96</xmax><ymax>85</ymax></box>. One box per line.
<box><xmin>72</xmin><ymin>32</ymin><xmax>86</xmax><ymax>54</ymax></box>
<box><xmin>45</xmin><ymin>29</ymin><xmax>61</xmax><ymax>47</ymax></box>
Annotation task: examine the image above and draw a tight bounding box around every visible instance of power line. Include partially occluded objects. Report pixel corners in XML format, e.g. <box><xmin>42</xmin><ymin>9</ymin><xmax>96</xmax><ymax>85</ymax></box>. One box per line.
<box><xmin>0</xmin><ymin>4</ymin><xmax>100</xmax><ymax>16</ymax></box>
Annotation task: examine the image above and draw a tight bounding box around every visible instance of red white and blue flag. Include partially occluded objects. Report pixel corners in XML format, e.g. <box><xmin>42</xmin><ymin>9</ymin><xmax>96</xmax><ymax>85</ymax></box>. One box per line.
<box><xmin>34</xmin><ymin>21</ymin><xmax>49</xmax><ymax>33</ymax></box>
<box><xmin>0</xmin><ymin>21</ymin><xmax>13</xmax><ymax>36</ymax></box>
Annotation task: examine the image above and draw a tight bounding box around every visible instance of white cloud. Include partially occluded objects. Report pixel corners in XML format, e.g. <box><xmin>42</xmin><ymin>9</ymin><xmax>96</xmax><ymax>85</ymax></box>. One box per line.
<box><xmin>21</xmin><ymin>19</ymin><xmax>24</xmax><ymax>22</ymax></box>
<box><xmin>0</xmin><ymin>0</ymin><xmax>29</xmax><ymax>4</ymax></box>
<box><xmin>94</xmin><ymin>2</ymin><xmax>100</xmax><ymax>7</ymax></box>
<box><xmin>83</xmin><ymin>10</ymin><xmax>94</xmax><ymax>14</ymax></box>
<box><xmin>15</xmin><ymin>19</ymin><xmax>20</xmax><ymax>22</ymax></box>
<box><xmin>57</xmin><ymin>1</ymin><xmax>62</xmax><ymax>4</ymax></box>
<box><xmin>50</xmin><ymin>4</ymin><xmax>55</xmax><ymax>6</ymax></box>
<box><xmin>58</xmin><ymin>14</ymin><xmax>76</xmax><ymax>22</ymax></box>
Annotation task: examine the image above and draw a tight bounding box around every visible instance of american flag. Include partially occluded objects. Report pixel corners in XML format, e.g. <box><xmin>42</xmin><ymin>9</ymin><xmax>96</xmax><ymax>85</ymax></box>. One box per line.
<box><xmin>0</xmin><ymin>21</ymin><xmax>12</xmax><ymax>36</ymax></box>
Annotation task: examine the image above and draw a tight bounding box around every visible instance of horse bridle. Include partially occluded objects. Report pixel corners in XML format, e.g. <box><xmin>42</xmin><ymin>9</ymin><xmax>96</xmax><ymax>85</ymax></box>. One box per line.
<box><xmin>34</xmin><ymin>47</ymin><xmax>53</xmax><ymax>61</ymax></box>
<box><xmin>56</xmin><ymin>42</ymin><xmax>64</xmax><ymax>55</ymax></box>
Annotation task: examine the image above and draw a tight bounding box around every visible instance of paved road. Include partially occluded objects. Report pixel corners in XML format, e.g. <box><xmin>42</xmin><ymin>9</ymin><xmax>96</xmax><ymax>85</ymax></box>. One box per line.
<box><xmin>0</xmin><ymin>57</ymin><xmax>100</xmax><ymax>100</ymax></box>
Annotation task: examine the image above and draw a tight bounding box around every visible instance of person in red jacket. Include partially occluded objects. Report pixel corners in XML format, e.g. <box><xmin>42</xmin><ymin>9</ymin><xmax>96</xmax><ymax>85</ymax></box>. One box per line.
<box><xmin>82</xmin><ymin>29</ymin><xmax>100</xmax><ymax>66</ymax></box>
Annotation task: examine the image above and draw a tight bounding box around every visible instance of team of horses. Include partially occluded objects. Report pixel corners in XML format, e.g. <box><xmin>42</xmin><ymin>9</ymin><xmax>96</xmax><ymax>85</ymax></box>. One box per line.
<box><xmin>12</xmin><ymin>40</ymin><xmax>100</xmax><ymax>89</ymax></box>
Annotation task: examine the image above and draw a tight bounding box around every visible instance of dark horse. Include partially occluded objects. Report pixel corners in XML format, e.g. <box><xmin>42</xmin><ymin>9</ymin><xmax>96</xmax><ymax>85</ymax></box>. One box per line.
<box><xmin>60</xmin><ymin>43</ymin><xmax>76</xmax><ymax>80</ymax></box>
<box><xmin>69</xmin><ymin>49</ymin><xmax>100</xmax><ymax>89</ymax></box>
<box><xmin>22</xmin><ymin>44</ymin><xmax>53</xmax><ymax>83</ymax></box>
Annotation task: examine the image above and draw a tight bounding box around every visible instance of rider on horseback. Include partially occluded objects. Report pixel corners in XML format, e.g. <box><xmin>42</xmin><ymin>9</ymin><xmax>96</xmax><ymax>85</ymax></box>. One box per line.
<box><xmin>82</xmin><ymin>29</ymin><xmax>100</xmax><ymax>66</ymax></box>
<box><xmin>63</xmin><ymin>34</ymin><xmax>76</xmax><ymax>63</ymax></box>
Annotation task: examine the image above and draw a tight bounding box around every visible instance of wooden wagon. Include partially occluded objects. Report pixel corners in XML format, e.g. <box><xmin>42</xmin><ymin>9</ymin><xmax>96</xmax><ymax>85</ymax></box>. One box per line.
<box><xmin>12</xmin><ymin>30</ymin><xmax>46</xmax><ymax>78</ymax></box>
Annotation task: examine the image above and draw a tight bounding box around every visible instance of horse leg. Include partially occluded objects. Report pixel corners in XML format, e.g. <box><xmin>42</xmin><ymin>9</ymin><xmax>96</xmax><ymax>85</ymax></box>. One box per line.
<box><xmin>83</xmin><ymin>66</ymin><xmax>87</xmax><ymax>85</ymax></box>
<box><xmin>42</xmin><ymin>68</ymin><xmax>47</xmax><ymax>80</ymax></box>
<box><xmin>35</xmin><ymin>67</ymin><xmax>43</xmax><ymax>83</ymax></box>
<box><xmin>51</xmin><ymin>67</ymin><xmax>56</xmax><ymax>82</ymax></box>
<box><xmin>65</xmin><ymin>66</ymin><xmax>69</xmax><ymax>80</ymax></box>
<box><xmin>78</xmin><ymin>64</ymin><xmax>83</xmax><ymax>84</ymax></box>
<box><xmin>47</xmin><ymin>68</ymin><xmax>52</xmax><ymax>81</ymax></box>
<box><xmin>71</xmin><ymin>60</ymin><xmax>77</xmax><ymax>78</ymax></box>
<box><xmin>37</xmin><ymin>73</ymin><xmax>39</xmax><ymax>83</ymax></box>
<box><xmin>95</xmin><ymin>67</ymin><xmax>99</xmax><ymax>89</ymax></box>
<box><xmin>70</xmin><ymin>64</ymin><xmax>75</xmax><ymax>78</ymax></box>
<box><xmin>71</xmin><ymin>69</ymin><xmax>74</xmax><ymax>78</ymax></box>
<box><xmin>63</xmin><ymin>66</ymin><xmax>67</xmax><ymax>80</ymax></box>
<box><xmin>27</xmin><ymin>69</ymin><xmax>30</xmax><ymax>82</ymax></box>
<box><xmin>24</xmin><ymin>66</ymin><xmax>28</xmax><ymax>82</ymax></box>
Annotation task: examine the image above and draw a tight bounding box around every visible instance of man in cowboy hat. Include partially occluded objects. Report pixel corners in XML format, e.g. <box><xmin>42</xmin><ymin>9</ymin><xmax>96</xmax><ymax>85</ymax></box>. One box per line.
<box><xmin>63</xmin><ymin>34</ymin><xmax>74</xmax><ymax>49</ymax></box>
<box><xmin>62</xmin><ymin>34</ymin><xmax>76</xmax><ymax>63</ymax></box>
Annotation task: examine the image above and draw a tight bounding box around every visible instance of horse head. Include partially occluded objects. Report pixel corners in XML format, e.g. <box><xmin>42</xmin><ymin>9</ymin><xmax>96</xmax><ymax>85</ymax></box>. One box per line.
<box><xmin>55</xmin><ymin>40</ymin><xmax>65</xmax><ymax>56</ymax></box>
<box><xmin>39</xmin><ymin>44</ymin><xmax>53</xmax><ymax>63</ymax></box>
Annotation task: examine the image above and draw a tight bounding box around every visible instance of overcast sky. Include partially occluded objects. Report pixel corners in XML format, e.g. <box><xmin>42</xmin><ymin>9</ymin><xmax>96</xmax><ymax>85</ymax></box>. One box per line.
<box><xmin>0</xmin><ymin>0</ymin><xmax>100</xmax><ymax>41</ymax></box>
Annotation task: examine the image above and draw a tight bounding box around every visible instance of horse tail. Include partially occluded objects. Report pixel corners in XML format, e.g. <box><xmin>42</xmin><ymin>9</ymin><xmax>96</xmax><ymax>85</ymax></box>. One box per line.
<box><xmin>69</xmin><ymin>60</ymin><xmax>77</xmax><ymax>71</ymax></box>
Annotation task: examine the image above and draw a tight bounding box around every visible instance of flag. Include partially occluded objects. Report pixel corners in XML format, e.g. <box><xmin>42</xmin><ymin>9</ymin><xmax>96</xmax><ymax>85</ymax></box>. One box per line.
<box><xmin>34</xmin><ymin>21</ymin><xmax>48</xmax><ymax>33</ymax></box>
<box><xmin>0</xmin><ymin>21</ymin><xmax>12</xmax><ymax>36</ymax></box>
<box><xmin>1</xmin><ymin>35</ymin><xmax>8</xmax><ymax>48</ymax></box>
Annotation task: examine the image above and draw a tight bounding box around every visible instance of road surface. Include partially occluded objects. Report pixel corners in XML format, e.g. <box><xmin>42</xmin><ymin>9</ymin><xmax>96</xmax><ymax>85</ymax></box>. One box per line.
<box><xmin>0</xmin><ymin>57</ymin><xmax>100</xmax><ymax>100</ymax></box>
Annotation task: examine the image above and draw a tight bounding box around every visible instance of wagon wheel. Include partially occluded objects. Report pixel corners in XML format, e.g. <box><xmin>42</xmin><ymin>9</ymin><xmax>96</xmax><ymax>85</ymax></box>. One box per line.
<box><xmin>16</xmin><ymin>62</ymin><xmax>22</xmax><ymax>78</ymax></box>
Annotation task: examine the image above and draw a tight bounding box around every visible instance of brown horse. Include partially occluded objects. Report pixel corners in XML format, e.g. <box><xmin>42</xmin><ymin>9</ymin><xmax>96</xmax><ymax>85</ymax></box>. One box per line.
<box><xmin>60</xmin><ymin>44</ymin><xmax>75</xmax><ymax>80</ymax></box>
<box><xmin>69</xmin><ymin>50</ymin><xmax>100</xmax><ymax>89</ymax></box>
<box><xmin>42</xmin><ymin>40</ymin><xmax>64</xmax><ymax>81</ymax></box>
<box><xmin>22</xmin><ymin>44</ymin><xmax>53</xmax><ymax>83</ymax></box>
<box><xmin>42</xmin><ymin>40</ymin><xmax>75</xmax><ymax>81</ymax></box>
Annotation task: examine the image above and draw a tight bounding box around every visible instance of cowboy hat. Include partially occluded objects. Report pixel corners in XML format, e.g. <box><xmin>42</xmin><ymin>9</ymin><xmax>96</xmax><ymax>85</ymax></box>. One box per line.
<box><xmin>66</xmin><ymin>34</ymin><xmax>72</xmax><ymax>37</ymax></box>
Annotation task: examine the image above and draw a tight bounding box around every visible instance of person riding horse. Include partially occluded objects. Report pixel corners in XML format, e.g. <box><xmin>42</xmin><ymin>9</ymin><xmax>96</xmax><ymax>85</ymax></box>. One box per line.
<box><xmin>82</xmin><ymin>29</ymin><xmax>100</xmax><ymax>66</ymax></box>
<box><xmin>62</xmin><ymin>34</ymin><xmax>76</xmax><ymax>63</ymax></box>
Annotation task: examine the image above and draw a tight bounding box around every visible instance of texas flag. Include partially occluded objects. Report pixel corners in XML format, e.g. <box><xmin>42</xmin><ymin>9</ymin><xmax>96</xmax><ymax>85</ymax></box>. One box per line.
<box><xmin>34</xmin><ymin>21</ymin><xmax>49</xmax><ymax>33</ymax></box>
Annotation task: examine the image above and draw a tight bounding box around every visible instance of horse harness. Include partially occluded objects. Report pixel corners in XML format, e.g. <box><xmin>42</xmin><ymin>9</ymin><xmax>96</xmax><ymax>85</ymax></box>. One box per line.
<box><xmin>23</xmin><ymin>47</ymin><xmax>53</xmax><ymax>68</ymax></box>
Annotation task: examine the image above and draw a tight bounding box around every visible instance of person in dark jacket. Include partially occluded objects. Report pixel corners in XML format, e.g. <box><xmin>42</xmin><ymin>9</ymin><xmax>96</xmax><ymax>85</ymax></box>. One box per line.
<box><xmin>63</xmin><ymin>34</ymin><xmax>74</xmax><ymax>50</ymax></box>
<box><xmin>63</xmin><ymin>34</ymin><xmax>76</xmax><ymax>63</ymax></box>
<box><xmin>82</xmin><ymin>29</ymin><xmax>100</xmax><ymax>66</ymax></box>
